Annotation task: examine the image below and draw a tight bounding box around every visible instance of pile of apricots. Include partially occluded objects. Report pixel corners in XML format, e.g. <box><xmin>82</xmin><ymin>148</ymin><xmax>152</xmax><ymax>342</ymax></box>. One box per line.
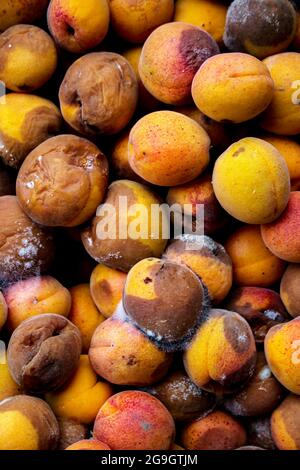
<box><xmin>2</xmin><ymin>0</ymin><xmax>300</xmax><ymax>451</ymax></box>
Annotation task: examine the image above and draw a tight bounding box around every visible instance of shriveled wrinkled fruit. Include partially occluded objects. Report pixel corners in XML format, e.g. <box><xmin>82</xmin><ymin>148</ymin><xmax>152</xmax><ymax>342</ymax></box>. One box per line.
<box><xmin>59</xmin><ymin>52</ymin><xmax>138</xmax><ymax>136</ymax></box>
<box><xmin>16</xmin><ymin>135</ymin><xmax>109</xmax><ymax>227</ymax></box>
<box><xmin>123</xmin><ymin>258</ymin><xmax>209</xmax><ymax>351</ymax></box>
<box><xmin>7</xmin><ymin>314</ymin><xmax>82</xmax><ymax>393</ymax></box>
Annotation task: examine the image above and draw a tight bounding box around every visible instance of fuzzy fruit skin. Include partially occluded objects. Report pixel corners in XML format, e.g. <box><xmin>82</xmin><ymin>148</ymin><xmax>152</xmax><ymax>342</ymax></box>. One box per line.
<box><xmin>260</xmin><ymin>53</ymin><xmax>300</xmax><ymax>135</ymax></box>
<box><xmin>192</xmin><ymin>53</ymin><xmax>274</xmax><ymax>123</ymax></box>
<box><xmin>93</xmin><ymin>390</ymin><xmax>175</xmax><ymax>450</ymax></box>
<box><xmin>129</xmin><ymin>111</ymin><xmax>210</xmax><ymax>187</ymax></box>
<box><xmin>212</xmin><ymin>137</ymin><xmax>290</xmax><ymax>224</ymax></box>
<box><xmin>109</xmin><ymin>0</ymin><xmax>174</xmax><ymax>44</ymax></box>
<box><xmin>47</xmin><ymin>0</ymin><xmax>110</xmax><ymax>54</ymax></box>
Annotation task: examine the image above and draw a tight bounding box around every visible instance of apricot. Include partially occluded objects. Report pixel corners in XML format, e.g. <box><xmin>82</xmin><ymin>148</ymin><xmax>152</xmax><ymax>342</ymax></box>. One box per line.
<box><xmin>192</xmin><ymin>53</ymin><xmax>274</xmax><ymax>123</ymax></box>
<box><xmin>0</xmin><ymin>93</ymin><xmax>62</xmax><ymax>169</ymax></box>
<box><xmin>139</xmin><ymin>22</ymin><xmax>219</xmax><ymax>105</ymax></box>
<box><xmin>59</xmin><ymin>52</ymin><xmax>138</xmax><ymax>136</ymax></box>
<box><xmin>181</xmin><ymin>411</ymin><xmax>246</xmax><ymax>450</ymax></box>
<box><xmin>123</xmin><ymin>258</ymin><xmax>208</xmax><ymax>351</ymax></box>
<box><xmin>213</xmin><ymin>138</ymin><xmax>290</xmax><ymax>224</ymax></box>
<box><xmin>123</xmin><ymin>47</ymin><xmax>161</xmax><ymax>112</ymax></box>
<box><xmin>164</xmin><ymin>235</ymin><xmax>232</xmax><ymax>305</ymax></box>
<box><xmin>146</xmin><ymin>370</ymin><xmax>216</xmax><ymax>422</ymax></box>
<box><xmin>0</xmin><ymin>292</ymin><xmax>7</xmax><ymax>332</ymax></box>
<box><xmin>0</xmin><ymin>196</ymin><xmax>54</xmax><ymax>288</ymax></box>
<box><xmin>90</xmin><ymin>264</ymin><xmax>127</xmax><ymax>319</ymax></box>
<box><xmin>265</xmin><ymin>317</ymin><xmax>300</xmax><ymax>394</ymax></box>
<box><xmin>0</xmin><ymin>362</ymin><xmax>21</xmax><ymax>402</ymax></box>
<box><xmin>0</xmin><ymin>0</ymin><xmax>49</xmax><ymax>32</ymax></box>
<box><xmin>57</xmin><ymin>418</ymin><xmax>88</xmax><ymax>450</ymax></box>
<box><xmin>0</xmin><ymin>395</ymin><xmax>59</xmax><ymax>450</ymax></box>
<box><xmin>225</xmin><ymin>225</ymin><xmax>286</xmax><ymax>287</ymax></box>
<box><xmin>224</xmin><ymin>352</ymin><xmax>284</xmax><ymax>417</ymax></box>
<box><xmin>226</xmin><ymin>287</ymin><xmax>289</xmax><ymax>343</ymax></box>
<box><xmin>82</xmin><ymin>180</ymin><xmax>168</xmax><ymax>272</ymax></box>
<box><xmin>260</xmin><ymin>53</ymin><xmax>300</xmax><ymax>135</ymax></box>
<box><xmin>167</xmin><ymin>174</ymin><xmax>228</xmax><ymax>235</ymax></box>
<box><xmin>109</xmin><ymin>0</ymin><xmax>174</xmax><ymax>43</ymax></box>
<box><xmin>93</xmin><ymin>390</ymin><xmax>175</xmax><ymax>450</ymax></box>
<box><xmin>0</xmin><ymin>25</ymin><xmax>57</xmax><ymax>93</ymax></box>
<box><xmin>89</xmin><ymin>316</ymin><xmax>172</xmax><ymax>386</ymax></box>
<box><xmin>7</xmin><ymin>314</ymin><xmax>82</xmax><ymax>393</ymax></box>
<box><xmin>66</xmin><ymin>439</ymin><xmax>111</xmax><ymax>450</ymax></box>
<box><xmin>174</xmin><ymin>0</ymin><xmax>227</xmax><ymax>44</ymax></box>
<box><xmin>110</xmin><ymin>130</ymin><xmax>141</xmax><ymax>181</ymax></box>
<box><xmin>46</xmin><ymin>355</ymin><xmax>113</xmax><ymax>424</ymax></box>
<box><xmin>16</xmin><ymin>135</ymin><xmax>109</xmax><ymax>227</ymax></box>
<box><xmin>48</xmin><ymin>0</ymin><xmax>110</xmax><ymax>54</ymax></box>
<box><xmin>261</xmin><ymin>192</ymin><xmax>300</xmax><ymax>263</ymax></box>
<box><xmin>184</xmin><ymin>309</ymin><xmax>257</xmax><ymax>394</ymax></box>
<box><xmin>224</xmin><ymin>0</ymin><xmax>297</xmax><ymax>59</ymax></box>
<box><xmin>4</xmin><ymin>276</ymin><xmax>71</xmax><ymax>332</ymax></box>
<box><xmin>68</xmin><ymin>284</ymin><xmax>105</xmax><ymax>352</ymax></box>
<box><xmin>248</xmin><ymin>417</ymin><xmax>276</xmax><ymax>450</ymax></box>
<box><xmin>262</xmin><ymin>135</ymin><xmax>300</xmax><ymax>190</ymax></box>
<box><xmin>271</xmin><ymin>395</ymin><xmax>300</xmax><ymax>450</ymax></box>
<box><xmin>280</xmin><ymin>264</ymin><xmax>300</xmax><ymax>318</ymax></box>
<box><xmin>128</xmin><ymin>111</ymin><xmax>210</xmax><ymax>186</ymax></box>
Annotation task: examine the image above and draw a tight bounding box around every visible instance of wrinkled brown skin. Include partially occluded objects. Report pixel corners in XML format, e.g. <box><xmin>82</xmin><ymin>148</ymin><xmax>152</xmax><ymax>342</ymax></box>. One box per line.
<box><xmin>7</xmin><ymin>314</ymin><xmax>82</xmax><ymax>393</ymax></box>
<box><xmin>0</xmin><ymin>0</ymin><xmax>49</xmax><ymax>32</ymax></box>
<box><xmin>16</xmin><ymin>135</ymin><xmax>109</xmax><ymax>227</ymax></box>
<box><xmin>224</xmin><ymin>0</ymin><xmax>297</xmax><ymax>59</ymax></box>
<box><xmin>224</xmin><ymin>352</ymin><xmax>284</xmax><ymax>417</ymax></box>
<box><xmin>57</xmin><ymin>418</ymin><xmax>88</xmax><ymax>450</ymax></box>
<box><xmin>0</xmin><ymin>165</ymin><xmax>16</xmax><ymax>196</ymax></box>
<box><xmin>145</xmin><ymin>370</ymin><xmax>217</xmax><ymax>422</ymax></box>
<box><xmin>124</xmin><ymin>260</ymin><xmax>209</xmax><ymax>351</ymax></box>
<box><xmin>0</xmin><ymin>196</ymin><xmax>54</xmax><ymax>289</ymax></box>
<box><xmin>247</xmin><ymin>417</ymin><xmax>276</xmax><ymax>450</ymax></box>
<box><xmin>0</xmin><ymin>395</ymin><xmax>59</xmax><ymax>450</ymax></box>
<box><xmin>59</xmin><ymin>52</ymin><xmax>138</xmax><ymax>136</ymax></box>
<box><xmin>226</xmin><ymin>287</ymin><xmax>289</xmax><ymax>343</ymax></box>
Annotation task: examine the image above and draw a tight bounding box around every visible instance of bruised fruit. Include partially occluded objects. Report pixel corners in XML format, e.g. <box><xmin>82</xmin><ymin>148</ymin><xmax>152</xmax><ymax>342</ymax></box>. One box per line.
<box><xmin>59</xmin><ymin>52</ymin><xmax>138</xmax><ymax>136</ymax></box>
<box><xmin>68</xmin><ymin>284</ymin><xmax>105</xmax><ymax>352</ymax></box>
<box><xmin>46</xmin><ymin>355</ymin><xmax>113</xmax><ymax>424</ymax></box>
<box><xmin>248</xmin><ymin>417</ymin><xmax>276</xmax><ymax>450</ymax></box>
<box><xmin>93</xmin><ymin>390</ymin><xmax>175</xmax><ymax>450</ymax></box>
<box><xmin>57</xmin><ymin>418</ymin><xmax>88</xmax><ymax>450</ymax></box>
<box><xmin>0</xmin><ymin>0</ymin><xmax>49</xmax><ymax>32</ymax></box>
<box><xmin>271</xmin><ymin>394</ymin><xmax>300</xmax><ymax>450</ymax></box>
<box><xmin>184</xmin><ymin>309</ymin><xmax>257</xmax><ymax>394</ymax></box>
<box><xmin>280</xmin><ymin>264</ymin><xmax>300</xmax><ymax>318</ymax></box>
<box><xmin>0</xmin><ymin>395</ymin><xmax>59</xmax><ymax>450</ymax></box>
<box><xmin>212</xmin><ymin>138</ymin><xmax>290</xmax><ymax>224</ymax></box>
<box><xmin>16</xmin><ymin>135</ymin><xmax>109</xmax><ymax>227</ymax></box>
<box><xmin>7</xmin><ymin>314</ymin><xmax>82</xmax><ymax>393</ymax></box>
<box><xmin>145</xmin><ymin>370</ymin><xmax>216</xmax><ymax>422</ymax></box>
<box><xmin>265</xmin><ymin>317</ymin><xmax>300</xmax><ymax>394</ymax></box>
<box><xmin>4</xmin><ymin>276</ymin><xmax>71</xmax><ymax>332</ymax></box>
<box><xmin>123</xmin><ymin>258</ymin><xmax>208</xmax><ymax>351</ymax></box>
<box><xmin>0</xmin><ymin>25</ymin><xmax>57</xmax><ymax>92</ymax></box>
<box><xmin>82</xmin><ymin>180</ymin><xmax>168</xmax><ymax>272</ymax></box>
<box><xmin>164</xmin><ymin>235</ymin><xmax>232</xmax><ymax>305</ymax></box>
<box><xmin>181</xmin><ymin>411</ymin><xmax>247</xmax><ymax>450</ymax></box>
<box><xmin>128</xmin><ymin>111</ymin><xmax>210</xmax><ymax>186</ymax></box>
<box><xmin>139</xmin><ymin>22</ymin><xmax>219</xmax><ymax>105</ymax></box>
<box><xmin>90</xmin><ymin>264</ymin><xmax>127</xmax><ymax>319</ymax></box>
<box><xmin>109</xmin><ymin>0</ymin><xmax>174</xmax><ymax>43</ymax></box>
<box><xmin>192</xmin><ymin>53</ymin><xmax>274</xmax><ymax>123</ymax></box>
<box><xmin>0</xmin><ymin>196</ymin><xmax>54</xmax><ymax>288</ymax></box>
<box><xmin>225</xmin><ymin>225</ymin><xmax>286</xmax><ymax>287</ymax></box>
<box><xmin>224</xmin><ymin>0</ymin><xmax>297</xmax><ymax>59</ymax></box>
<box><xmin>224</xmin><ymin>352</ymin><xmax>284</xmax><ymax>417</ymax></box>
<box><xmin>89</xmin><ymin>316</ymin><xmax>172</xmax><ymax>386</ymax></box>
<box><xmin>48</xmin><ymin>0</ymin><xmax>110</xmax><ymax>54</ymax></box>
<box><xmin>0</xmin><ymin>93</ymin><xmax>62</xmax><ymax>169</ymax></box>
<box><xmin>261</xmin><ymin>192</ymin><xmax>300</xmax><ymax>263</ymax></box>
<box><xmin>226</xmin><ymin>287</ymin><xmax>289</xmax><ymax>343</ymax></box>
